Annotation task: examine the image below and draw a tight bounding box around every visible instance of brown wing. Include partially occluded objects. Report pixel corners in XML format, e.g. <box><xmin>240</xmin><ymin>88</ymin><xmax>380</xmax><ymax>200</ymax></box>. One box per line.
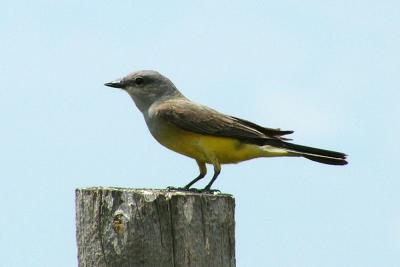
<box><xmin>153</xmin><ymin>99</ymin><xmax>292</xmax><ymax>145</ymax></box>
<box><xmin>229</xmin><ymin>116</ymin><xmax>293</xmax><ymax>140</ymax></box>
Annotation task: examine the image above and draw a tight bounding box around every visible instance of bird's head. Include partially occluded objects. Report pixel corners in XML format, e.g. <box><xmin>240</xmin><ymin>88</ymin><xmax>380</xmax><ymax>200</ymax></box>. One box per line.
<box><xmin>105</xmin><ymin>70</ymin><xmax>183</xmax><ymax>112</ymax></box>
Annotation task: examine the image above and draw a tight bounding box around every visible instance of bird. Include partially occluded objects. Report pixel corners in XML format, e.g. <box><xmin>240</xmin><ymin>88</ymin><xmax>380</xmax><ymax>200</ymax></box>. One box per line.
<box><xmin>105</xmin><ymin>70</ymin><xmax>347</xmax><ymax>192</ymax></box>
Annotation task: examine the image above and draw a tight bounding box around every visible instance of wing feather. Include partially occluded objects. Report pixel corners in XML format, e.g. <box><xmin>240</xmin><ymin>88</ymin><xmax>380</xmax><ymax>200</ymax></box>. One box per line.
<box><xmin>153</xmin><ymin>99</ymin><xmax>290</xmax><ymax>144</ymax></box>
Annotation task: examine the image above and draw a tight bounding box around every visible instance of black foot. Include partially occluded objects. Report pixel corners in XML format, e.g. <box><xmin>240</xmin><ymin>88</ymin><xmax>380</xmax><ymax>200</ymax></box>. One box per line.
<box><xmin>199</xmin><ymin>188</ymin><xmax>221</xmax><ymax>194</ymax></box>
<box><xmin>166</xmin><ymin>186</ymin><xmax>202</xmax><ymax>193</ymax></box>
<box><xmin>166</xmin><ymin>186</ymin><xmax>188</xmax><ymax>192</ymax></box>
<box><xmin>166</xmin><ymin>186</ymin><xmax>220</xmax><ymax>194</ymax></box>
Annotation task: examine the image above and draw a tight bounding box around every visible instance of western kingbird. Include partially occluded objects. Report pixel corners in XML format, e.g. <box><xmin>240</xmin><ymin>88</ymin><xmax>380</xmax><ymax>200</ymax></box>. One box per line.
<box><xmin>105</xmin><ymin>70</ymin><xmax>347</xmax><ymax>192</ymax></box>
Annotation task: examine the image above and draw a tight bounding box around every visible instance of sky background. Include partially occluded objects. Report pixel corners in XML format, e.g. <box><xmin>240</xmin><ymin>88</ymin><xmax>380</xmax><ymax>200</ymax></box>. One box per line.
<box><xmin>1</xmin><ymin>0</ymin><xmax>399</xmax><ymax>266</ymax></box>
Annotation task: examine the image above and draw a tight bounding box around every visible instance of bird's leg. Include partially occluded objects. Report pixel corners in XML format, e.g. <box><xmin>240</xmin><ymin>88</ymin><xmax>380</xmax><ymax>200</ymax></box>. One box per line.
<box><xmin>202</xmin><ymin>161</ymin><xmax>221</xmax><ymax>193</ymax></box>
<box><xmin>167</xmin><ymin>161</ymin><xmax>207</xmax><ymax>191</ymax></box>
<box><xmin>184</xmin><ymin>161</ymin><xmax>207</xmax><ymax>190</ymax></box>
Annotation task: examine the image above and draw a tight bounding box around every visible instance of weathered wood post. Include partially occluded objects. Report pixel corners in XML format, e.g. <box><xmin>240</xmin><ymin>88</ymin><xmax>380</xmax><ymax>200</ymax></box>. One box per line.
<box><xmin>76</xmin><ymin>187</ymin><xmax>235</xmax><ymax>267</ymax></box>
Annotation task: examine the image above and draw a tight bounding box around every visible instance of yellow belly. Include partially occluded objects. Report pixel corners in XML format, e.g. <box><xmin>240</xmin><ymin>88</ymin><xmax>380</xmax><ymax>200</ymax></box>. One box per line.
<box><xmin>150</xmin><ymin>121</ymin><xmax>289</xmax><ymax>164</ymax></box>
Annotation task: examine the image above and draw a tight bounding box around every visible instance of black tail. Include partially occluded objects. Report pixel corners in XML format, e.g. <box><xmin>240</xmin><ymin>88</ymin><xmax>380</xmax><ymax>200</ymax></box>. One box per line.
<box><xmin>302</xmin><ymin>155</ymin><xmax>347</xmax><ymax>165</ymax></box>
<box><xmin>264</xmin><ymin>140</ymin><xmax>348</xmax><ymax>165</ymax></box>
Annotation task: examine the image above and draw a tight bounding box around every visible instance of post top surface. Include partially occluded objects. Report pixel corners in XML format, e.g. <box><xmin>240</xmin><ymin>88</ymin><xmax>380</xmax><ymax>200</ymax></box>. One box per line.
<box><xmin>76</xmin><ymin>187</ymin><xmax>234</xmax><ymax>199</ymax></box>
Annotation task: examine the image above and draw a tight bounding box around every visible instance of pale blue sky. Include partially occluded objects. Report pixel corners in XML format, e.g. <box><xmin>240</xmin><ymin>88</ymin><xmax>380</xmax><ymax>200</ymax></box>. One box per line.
<box><xmin>1</xmin><ymin>0</ymin><xmax>399</xmax><ymax>266</ymax></box>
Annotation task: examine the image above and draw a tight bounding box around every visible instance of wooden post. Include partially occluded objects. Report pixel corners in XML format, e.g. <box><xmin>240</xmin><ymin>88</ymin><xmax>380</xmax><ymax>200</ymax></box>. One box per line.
<box><xmin>76</xmin><ymin>187</ymin><xmax>235</xmax><ymax>267</ymax></box>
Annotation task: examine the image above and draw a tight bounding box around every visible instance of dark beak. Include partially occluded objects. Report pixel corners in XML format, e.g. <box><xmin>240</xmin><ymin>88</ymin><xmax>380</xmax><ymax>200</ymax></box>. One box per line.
<box><xmin>104</xmin><ymin>79</ymin><xmax>125</xmax><ymax>89</ymax></box>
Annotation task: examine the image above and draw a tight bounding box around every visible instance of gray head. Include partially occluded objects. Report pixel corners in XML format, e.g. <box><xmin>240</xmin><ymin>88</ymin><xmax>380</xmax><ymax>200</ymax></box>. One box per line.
<box><xmin>105</xmin><ymin>70</ymin><xmax>184</xmax><ymax>112</ymax></box>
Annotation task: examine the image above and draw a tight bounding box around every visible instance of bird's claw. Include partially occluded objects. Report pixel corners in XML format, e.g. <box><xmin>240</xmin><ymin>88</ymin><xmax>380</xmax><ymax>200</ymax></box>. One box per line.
<box><xmin>200</xmin><ymin>188</ymin><xmax>221</xmax><ymax>194</ymax></box>
<box><xmin>166</xmin><ymin>186</ymin><xmax>201</xmax><ymax>193</ymax></box>
<box><xmin>166</xmin><ymin>186</ymin><xmax>221</xmax><ymax>194</ymax></box>
<box><xmin>166</xmin><ymin>186</ymin><xmax>185</xmax><ymax>191</ymax></box>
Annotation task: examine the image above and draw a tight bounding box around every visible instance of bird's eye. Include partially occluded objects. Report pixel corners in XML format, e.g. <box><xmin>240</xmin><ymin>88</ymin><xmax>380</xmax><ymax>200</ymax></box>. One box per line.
<box><xmin>134</xmin><ymin>77</ymin><xmax>144</xmax><ymax>86</ymax></box>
